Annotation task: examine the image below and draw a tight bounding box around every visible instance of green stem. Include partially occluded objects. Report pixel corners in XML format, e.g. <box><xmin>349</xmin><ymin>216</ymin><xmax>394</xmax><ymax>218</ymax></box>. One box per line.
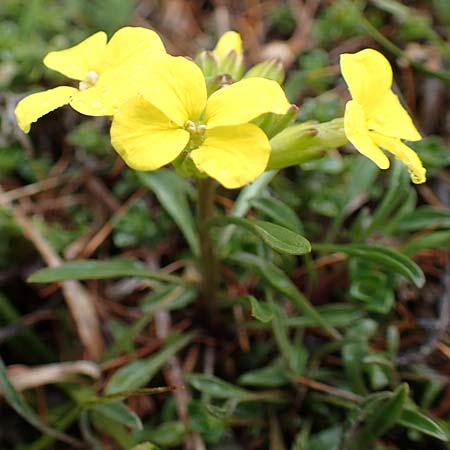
<box><xmin>197</xmin><ymin>178</ymin><xmax>219</xmax><ymax>317</ymax></box>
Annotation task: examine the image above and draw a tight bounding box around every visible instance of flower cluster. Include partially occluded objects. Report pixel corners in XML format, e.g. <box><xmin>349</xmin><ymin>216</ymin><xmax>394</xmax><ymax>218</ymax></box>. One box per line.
<box><xmin>15</xmin><ymin>27</ymin><xmax>426</xmax><ymax>187</ymax></box>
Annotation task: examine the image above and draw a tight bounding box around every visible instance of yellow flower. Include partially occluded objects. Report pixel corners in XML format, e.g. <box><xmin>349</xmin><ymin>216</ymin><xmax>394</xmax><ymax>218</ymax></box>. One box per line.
<box><xmin>111</xmin><ymin>54</ymin><xmax>290</xmax><ymax>189</ymax></box>
<box><xmin>340</xmin><ymin>48</ymin><xmax>426</xmax><ymax>184</ymax></box>
<box><xmin>15</xmin><ymin>27</ymin><xmax>165</xmax><ymax>133</ymax></box>
<box><xmin>213</xmin><ymin>31</ymin><xmax>242</xmax><ymax>62</ymax></box>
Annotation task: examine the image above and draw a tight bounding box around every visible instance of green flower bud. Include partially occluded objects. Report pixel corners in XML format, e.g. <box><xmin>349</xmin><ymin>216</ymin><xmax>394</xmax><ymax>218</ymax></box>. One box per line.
<box><xmin>195</xmin><ymin>50</ymin><xmax>218</xmax><ymax>78</ymax></box>
<box><xmin>267</xmin><ymin>118</ymin><xmax>348</xmax><ymax>170</ymax></box>
<box><xmin>244</xmin><ymin>58</ymin><xmax>285</xmax><ymax>84</ymax></box>
<box><xmin>252</xmin><ymin>105</ymin><xmax>298</xmax><ymax>139</ymax></box>
<box><xmin>217</xmin><ymin>50</ymin><xmax>244</xmax><ymax>81</ymax></box>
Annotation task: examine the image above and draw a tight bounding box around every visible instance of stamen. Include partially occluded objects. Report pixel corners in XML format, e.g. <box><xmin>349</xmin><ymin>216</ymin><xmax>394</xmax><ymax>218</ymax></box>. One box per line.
<box><xmin>78</xmin><ymin>71</ymin><xmax>99</xmax><ymax>90</ymax></box>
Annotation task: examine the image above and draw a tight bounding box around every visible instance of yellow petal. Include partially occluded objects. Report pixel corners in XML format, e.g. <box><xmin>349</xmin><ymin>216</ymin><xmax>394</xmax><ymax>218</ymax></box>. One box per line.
<box><xmin>69</xmin><ymin>61</ymin><xmax>146</xmax><ymax>116</ymax></box>
<box><xmin>367</xmin><ymin>91</ymin><xmax>421</xmax><ymax>141</ymax></box>
<box><xmin>190</xmin><ymin>124</ymin><xmax>270</xmax><ymax>189</ymax></box>
<box><xmin>15</xmin><ymin>86</ymin><xmax>77</xmax><ymax>133</ymax></box>
<box><xmin>100</xmin><ymin>26</ymin><xmax>165</xmax><ymax>72</ymax></box>
<box><xmin>340</xmin><ymin>49</ymin><xmax>393</xmax><ymax>111</ymax></box>
<box><xmin>110</xmin><ymin>96</ymin><xmax>190</xmax><ymax>170</ymax></box>
<box><xmin>205</xmin><ymin>78</ymin><xmax>290</xmax><ymax>128</ymax></box>
<box><xmin>44</xmin><ymin>31</ymin><xmax>107</xmax><ymax>80</ymax></box>
<box><xmin>344</xmin><ymin>100</ymin><xmax>390</xmax><ymax>169</ymax></box>
<box><xmin>214</xmin><ymin>31</ymin><xmax>242</xmax><ymax>60</ymax></box>
<box><xmin>370</xmin><ymin>132</ymin><xmax>426</xmax><ymax>184</ymax></box>
<box><xmin>139</xmin><ymin>55</ymin><xmax>207</xmax><ymax>126</ymax></box>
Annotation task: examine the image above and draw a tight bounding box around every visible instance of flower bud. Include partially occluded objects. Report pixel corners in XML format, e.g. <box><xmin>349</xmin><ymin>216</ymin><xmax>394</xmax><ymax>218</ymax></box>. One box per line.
<box><xmin>267</xmin><ymin>118</ymin><xmax>348</xmax><ymax>170</ymax></box>
<box><xmin>195</xmin><ymin>50</ymin><xmax>218</xmax><ymax>78</ymax></box>
<box><xmin>205</xmin><ymin>73</ymin><xmax>233</xmax><ymax>96</ymax></box>
<box><xmin>244</xmin><ymin>58</ymin><xmax>285</xmax><ymax>84</ymax></box>
<box><xmin>218</xmin><ymin>50</ymin><xmax>244</xmax><ymax>81</ymax></box>
<box><xmin>253</xmin><ymin>105</ymin><xmax>298</xmax><ymax>139</ymax></box>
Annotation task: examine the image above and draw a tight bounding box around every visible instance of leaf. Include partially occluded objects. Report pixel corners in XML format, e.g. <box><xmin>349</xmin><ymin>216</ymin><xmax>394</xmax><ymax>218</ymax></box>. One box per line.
<box><xmin>185</xmin><ymin>373</ymin><xmax>254</xmax><ymax>401</ymax></box>
<box><xmin>228</xmin><ymin>252</ymin><xmax>341</xmax><ymax>340</ymax></box>
<box><xmin>239</xmin><ymin>364</ymin><xmax>290</xmax><ymax>388</ymax></box>
<box><xmin>134</xmin><ymin>421</ymin><xmax>186</xmax><ymax>448</ymax></box>
<box><xmin>0</xmin><ymin>356</ymin><xmax>80</xmax><ymax>447</ymax></box>
<box><xmin>314</xmin><ymin>243</ymin><xmax>425</xmax><ymax>288</ymax></box>
<box><xmin>399</xmin><ymin>409</ymin><xmax>448</xmax><ymax>441</ymax></box>
<box><xmin>91</xmin><ymin>401</ymin><xmax>142</xmax><ymax>430</ymax></box>
<box><xmin>349</xmin><ymin>384</ymin><xmax>408</xmax><ymax>450</ymax></box>
<box><xmin>218</xmin><ymin>170</ymin><xmax>277</xmax><ymax>248</ymax></box>
<box><xmin>185</xmin><ymin>373</ymin><xmax>286</xmax><ymax>404</ymax></box>
<box><xmin>247</xmin><ymin>295</ymin><xmax>273</xmax><ymax>323</ymax></box>
<box><xmin>402</xmin><ymin>230</ymin><xmax>450</xmax><ymax>256</ymax></box>
<box><xmin>287</xmin><ymin>303</ymin><xmax>362</xmax><ymax>328</ymax></box>
<box><xmin>137</xmin><ymin>170</ymin><xmax>199</xmax><ymax>255</ymax></box>
<box><xmin>28</xmin><ymin>259</ymin><xmax>183</xmax><ymax>284</ymax></box>
<box><xmin>250</xmin><ymin>196</ymin><xmax>303</xmax><ymax>232</ymax></box>
<box><xmin>210</xmin><ymin>217</ymin><xmax>311</xmax><ymax>255</ymax></box>
<box><xmin>105</xmin><ymin>333</ymin><xmax>193</xmax><ymax>394</ymax></box>
<box><xmin>398</xmin><ymin>206</ymin><xmax>450</xmax><ymax>231</ymax></box>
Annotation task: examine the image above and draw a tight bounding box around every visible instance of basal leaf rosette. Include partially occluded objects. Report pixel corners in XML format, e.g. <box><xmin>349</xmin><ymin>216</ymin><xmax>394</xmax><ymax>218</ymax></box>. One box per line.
<box><xmin>340</xmin><ymin>48</ymin><xmax>426</xmax><ymax>184</ymax></box>
<box><xmin>15</xmin><ymin>27</ymin><xmax>166</xmax><ymax>133</ymax></box>
<box><xmin>110</xmin><ymin>54</ymin><xmax>290</xmax><ymax>189</ymax></box>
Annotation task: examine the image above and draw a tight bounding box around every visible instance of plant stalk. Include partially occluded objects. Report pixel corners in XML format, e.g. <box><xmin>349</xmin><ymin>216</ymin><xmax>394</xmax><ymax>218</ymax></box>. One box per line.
<box><xmin>197</xmin><ymin>178</ymin><xmax>219</xmax><ymax>319</ymax></box>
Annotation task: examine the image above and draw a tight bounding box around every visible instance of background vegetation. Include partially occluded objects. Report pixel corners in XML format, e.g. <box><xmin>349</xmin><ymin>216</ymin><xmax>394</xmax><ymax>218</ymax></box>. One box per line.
<box><xmin>1</xmin><ymin>0</ymin><xmax>450</xmax><ymax>449</ymax></box>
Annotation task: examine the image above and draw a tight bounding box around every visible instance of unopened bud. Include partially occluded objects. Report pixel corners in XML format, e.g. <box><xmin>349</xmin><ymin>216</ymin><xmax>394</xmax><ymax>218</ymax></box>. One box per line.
<box><xmin>244</xmin><ymin>59</ymin><xmax>285</xmax><ymax>84</ymax></box>
<box><xmin>206</xmin><ymin>73</ymin><xmax>233</xmax><ymax>96</ymax></box>
<box><xmin>218</xmin><ymin>50</ymin><xmax>244</xmax><ymax>81</ymax></box>
<box><xmin>252</xmin><ymin>105</ymin><xmax>298</xmax><ymax>139</ymax></box>
<box><xmin>266</xmin><ymin>105</ymin><xmax>299</xmax><ymax>138</ymax></box>
<box><xmin>195</xmin><ymin>51</ymin><xmax>218</xmax><ymax>78</ymax></box>
<box><xmin>268</xmin><ymin>118</ymin><xmax>348</xmax><ymax>170</ymax></box>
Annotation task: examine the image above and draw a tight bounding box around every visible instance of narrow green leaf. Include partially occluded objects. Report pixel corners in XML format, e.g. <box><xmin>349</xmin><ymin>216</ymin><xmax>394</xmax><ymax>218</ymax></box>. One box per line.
<box><xmin>134</xmin><ymin>421</ymin><xmax>185</xmax><ymax>448</ymax></box>
<box><xmin>229</xmin><ymin>252</ymin><xmax>341</xmax><ymax>340</ymax></box>
<box><xmin>186</xmin><ymin>373</ymin><xmax>286</xmax><ymax>404</ymax></box>
<box><xmin>186</xmin><ymin>373</ymin><xmax>253</xmax><ymax>401</ymax></box>
<box><xmin>137</xmin><ymin>170</ymin><xmax>199</xmax><ymax>255</ymax></box>
<box><xmin>211</xmin><ymin>217</ymin><xmax>311</xmax><ymax>255</ymax></box>
<box><xmin>402</xmin><ymin>230</ymin><xmax>450</xmax><ymax>256</ymax></box>
<box><xmin>247</xmin><ymin>295</ymin><xmax>273</xmax><ymax>323</ymax></box>
<box><xmin>349</xmin><ymin>384</ymin><xmax>408</xmax><ymax>450</ymax></box>
<box><xmin>239</xmin><ymin>364</ymin><xmax>290</xmax><ymax>388</ymax></box>
<box><xmin>91</xmin><ymin>412</ymin><xmax>135</xmax><ymax>449</ymax></box>
<box><xmin>342</xmin><ymin>342</ymin><xmax>368</xmax><ymax>396</ymax></box>
<box><xmin>399</xmin><ymin>409</ymin><xmax>448</xmax><ymax>441</ymax></box>
<box><xmin>28</xmin><ymin>259</ymin><xmax>183</xmax><ymax>284</ymax></box>
<box><xmin>250</xmin><ymin>196</ymin><xmax>303</xmax><ymax>232</ymax></box>
<box><xmin>91</xmin><ymin>401</ymin><xmax>142</xmax><ymax>430</ymax></box>
<box><xmin>286</xmin><ymin>303</ymin><xmax>362</xmax><ymax>328</ymax></box>
<box><xmin>314</xmin><ymin>243</ymin><xmax>425</xmax><ymax>288</ymax></box>
<box><xmin>219</xmin><ymin>170</ymin><xmax>277</xmax><ymax>249</ymax></box>
<box><xmin>0</xmin><ymin>356</ymin><xmax>81</xmax><ymax>448</ymax></box>
<box><xmin>105</xmin><ymin>333</ymin><xmax>193</xmax><ymax>394</ymax></box>
<box><xmin>398</xmin><ymin>206</ymin><xmax>450</xmax><ymax>231</ymax></box>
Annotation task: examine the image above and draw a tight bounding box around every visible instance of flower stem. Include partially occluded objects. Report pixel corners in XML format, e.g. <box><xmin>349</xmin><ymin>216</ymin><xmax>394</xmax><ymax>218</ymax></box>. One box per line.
<box><xmin>197</xmin><ymin>177</ymin><xmax>218</xmax><ymax>318</ymax></box>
